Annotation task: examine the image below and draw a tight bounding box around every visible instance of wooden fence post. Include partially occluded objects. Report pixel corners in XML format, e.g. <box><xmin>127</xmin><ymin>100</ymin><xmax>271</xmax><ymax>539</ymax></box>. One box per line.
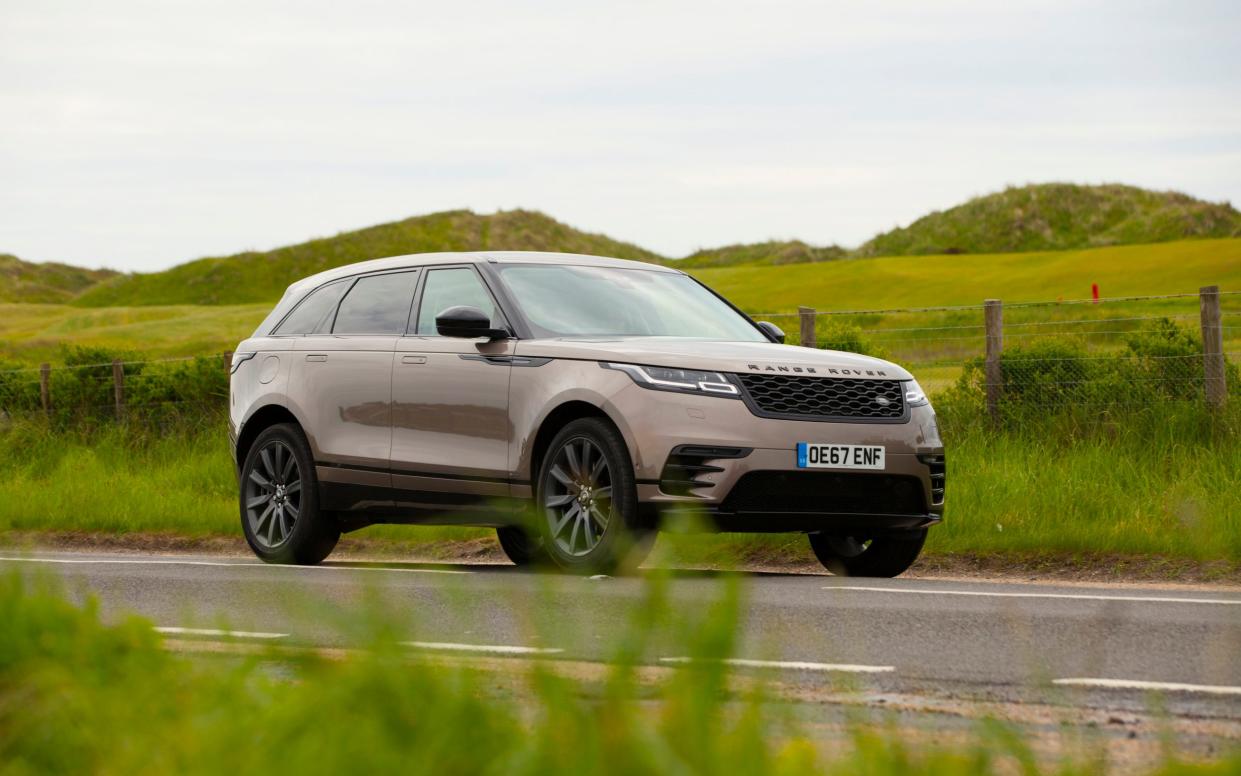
<box><xmin>39</xmin><ymin>363</ymin><xmax>51</xmax><ymax>418</ymax></box>
<box><xmin>1200</xmin><ymin>285</ymin><xmax>1227</xmax><ymax>409</ymax></box>
<box><xmin>984</xmin><ymin>299</ymin><xmax>1003</xmax><ymax>425</ymax></box>
<box><xmin>112</xmin><ymin>359</ymin><xmax>125</xmax><ymax>422</ymax></box>
<box><xmin>223</xmin><ymin>351</ymin><xmax>233</xmax><ymax>378</ymax></box>
<box><xmin>798</xmin><ymin>307</ymin><xmax>816</xmax><ymax>349</ymax></box>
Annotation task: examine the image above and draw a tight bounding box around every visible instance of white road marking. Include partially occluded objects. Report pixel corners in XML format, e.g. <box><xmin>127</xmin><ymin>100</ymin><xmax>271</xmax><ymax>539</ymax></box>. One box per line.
<box><xmin>660</xmin><ymin>657</ymin><xmax>893</xmax><ymax>673</ymax></box>
<box><xmin>1054</xmin><ymin>678</ymin><xmax>1241</xmax><ymax>696</ymax></box>
<box><xmin>403</xmin><ymin>641</ymin><xmax>564</xmax><ymax>655</ymax></box>
<box><xmin>156</xmin><ymin>626</ymin><xmax>288</xmax><ymax>640</ymax></box>
<box><xmin>0</xmin><ymin>556</ymin><xmax>468</xmax><ymax>575</ymax></box>
<box><xmin>824</xmin><ymin>585</ymin><xmax>1241</xmax><ymax>606</ymax></box>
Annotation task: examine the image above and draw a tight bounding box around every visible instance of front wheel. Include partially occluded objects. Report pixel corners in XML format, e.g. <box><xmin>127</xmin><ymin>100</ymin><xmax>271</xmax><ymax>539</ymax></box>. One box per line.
<box><xmin>240</xmin><ymin>423</ymin><xmax>339</xmax><ymax>565</ymax></box>
<box><xmin>535</xmin><ymin>418</ymin><xmax>653</xmax><ymax>574</ymax></box>
<box><xmin>808</xmin><ymin>529</ymin><xmax>927</xmax><ymax>578</ymax></box>
<box><xmin>495</xmin><ymin>525</ymin><xmax>548</xmax><ymax>567</ymax></box>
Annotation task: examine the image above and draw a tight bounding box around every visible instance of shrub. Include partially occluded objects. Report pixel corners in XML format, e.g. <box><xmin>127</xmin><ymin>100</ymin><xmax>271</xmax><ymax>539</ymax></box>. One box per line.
<box><xmin>813</xmin><ymin>322</ymin><xmax>888</xmax><ymax>359</ymax></box>
<box><xmin>937</xmin><ymin>320</ymin><xmax>1239</xmax><ymax>436</ymax></box>
<box><xmin>0</xmin><ymin>348</ymin><xmax>228</xmax><ymax>430</ymax></box>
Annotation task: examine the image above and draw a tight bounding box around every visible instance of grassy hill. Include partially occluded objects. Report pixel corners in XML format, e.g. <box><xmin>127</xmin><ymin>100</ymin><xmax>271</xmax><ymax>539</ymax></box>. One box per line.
<box><xmin>11</xmin><ymin>183</ymin><xmax>1241</xmax><ymax>308</ymax></box>
<box><xmin>74</xmin><ymin>210</ymin><xmax>665</xmax><ymax>307</ymax></box>
<box><xmin>673</xmin><ymin>240</ymin><xmax>845</xmax><ymax>269</ymax></box>
<box><xmin>858</xmin><ymin>183</ymin><xmax>1241</xmax><ymax>257</ymax></box>
<box><xmin>0</xmin><ymin>254</ymin><xmax>117</xmax><ymax>304</ymax></box>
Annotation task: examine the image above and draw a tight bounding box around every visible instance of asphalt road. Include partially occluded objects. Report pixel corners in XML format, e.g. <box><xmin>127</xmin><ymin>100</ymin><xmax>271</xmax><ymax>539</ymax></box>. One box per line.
<box><xmin>4</xmin><ymin>551</ymin><xmax>1241</xmax><ymax>721</ymax></box>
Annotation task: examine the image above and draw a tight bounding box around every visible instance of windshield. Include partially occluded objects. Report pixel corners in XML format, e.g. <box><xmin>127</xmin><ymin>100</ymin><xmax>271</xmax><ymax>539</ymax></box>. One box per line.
<box><xmin>496</xmin><ymin>264</ymin><xmax>767</xmax><ymax>341</ymax></box>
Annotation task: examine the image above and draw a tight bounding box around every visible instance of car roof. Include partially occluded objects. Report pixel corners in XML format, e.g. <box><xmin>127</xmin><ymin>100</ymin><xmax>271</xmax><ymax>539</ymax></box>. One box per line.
<box><xmin>293</xmin><ymin>251</ymin><xmax>680</xmax><ymax>290</ymax></box>
<box><xmin>249</xmin><ymin>252</ymin><xmax>684</xmax><ymax>339</ymax></box>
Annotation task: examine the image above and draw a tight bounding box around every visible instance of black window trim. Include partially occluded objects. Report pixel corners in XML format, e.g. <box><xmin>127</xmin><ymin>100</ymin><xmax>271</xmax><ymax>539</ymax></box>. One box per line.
<box><xmin>407</xmin><ymin>263</ymin><xmax>514</xmax><ymax>338</ymax></box>
<box><xmin>269</xmin><ymin>277</ymin><xmax>354</xmax><ymax>338</ymax></box>
<box><xmin>267</xmin><ymin>260</ymin><xmax>528</xmax><ymax>339</ymax></box>
<box><xmin>328</xmin><ymin>268</ymin><xmax>422</xmax><ymax>337</ymax></box>
<box><xmin>269</xmin><ymin>268</ymin><xmax>421</xmax><ymax>338</ymax></box>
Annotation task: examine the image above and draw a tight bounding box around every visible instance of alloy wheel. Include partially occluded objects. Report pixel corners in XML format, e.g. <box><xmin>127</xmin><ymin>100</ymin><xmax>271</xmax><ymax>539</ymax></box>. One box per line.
<box><xmin>824</xmin><ymin>536</ymin><xmax>871</xmax><ymax>558</ymax></box>
<box><xmin>245</xmin><ymin>440</ymin><xmax>302</xmax><ymax>549</ymax></box>
<box><xmin>543</xmin><ymin>437</ymin><xmax>613</xmax><ymax>557</ymax></box>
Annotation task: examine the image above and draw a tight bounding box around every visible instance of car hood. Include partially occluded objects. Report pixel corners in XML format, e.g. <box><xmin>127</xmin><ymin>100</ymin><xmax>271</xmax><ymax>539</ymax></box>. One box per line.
<box><xmin>515</xmin><ymin>337</ymin><xmax>913</xmax><ymax>381</ymax></box>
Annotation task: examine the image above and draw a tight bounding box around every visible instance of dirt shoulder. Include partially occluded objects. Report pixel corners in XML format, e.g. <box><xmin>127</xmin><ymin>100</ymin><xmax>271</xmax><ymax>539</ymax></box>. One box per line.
<box><xmin>3</xmin><ymin>530</ymin><xmax>1239</xmax><ymax>589</ymax></box>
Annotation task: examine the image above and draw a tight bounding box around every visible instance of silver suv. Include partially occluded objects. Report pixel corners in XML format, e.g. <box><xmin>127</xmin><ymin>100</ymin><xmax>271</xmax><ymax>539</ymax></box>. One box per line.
<box><xmin>229</xmin><ymin>252</ymin><xmax>944</xmax><ymax>575</ymax></box>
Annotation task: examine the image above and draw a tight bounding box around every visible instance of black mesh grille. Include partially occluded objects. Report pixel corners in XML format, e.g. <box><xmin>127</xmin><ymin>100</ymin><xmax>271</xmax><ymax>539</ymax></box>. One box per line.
<box><xmin>721</xmin><ymin>472</ymin><xmax>926</xmax><ymax>514</ymax></box>
<box><xmin>736</xmin><ymin>375</ymin><xmax>905</xmax><ymax>420</ymax></box>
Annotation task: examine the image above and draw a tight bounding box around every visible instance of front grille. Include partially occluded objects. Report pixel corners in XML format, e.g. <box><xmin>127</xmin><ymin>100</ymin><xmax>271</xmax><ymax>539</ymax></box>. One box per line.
<box><xmin>919</xmin><ymin>453</ymin><xmax>945</xmax><ymax>506</ymax></box>
<box><xmin>735</xmin><ymin>374</ymin><xmax>906</xmax><ymax>421</ymax></box>
<box><xmin>721</xmin><ymin>471</ymin><xmax>926</xmax><ymax>515</ymax></box>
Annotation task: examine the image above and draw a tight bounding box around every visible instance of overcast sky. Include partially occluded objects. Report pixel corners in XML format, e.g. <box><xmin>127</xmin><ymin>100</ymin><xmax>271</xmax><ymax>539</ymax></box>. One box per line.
<box><xmin>2</xmin><ymin>0</ymin><xmax>1239</xmax><ymax>272</ymax></box>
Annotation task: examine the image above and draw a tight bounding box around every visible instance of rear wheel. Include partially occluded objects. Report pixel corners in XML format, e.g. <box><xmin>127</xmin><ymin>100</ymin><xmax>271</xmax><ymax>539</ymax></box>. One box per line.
<box><xmin>535</xmin><ymin>418</ymin><xmax>652</xmax><ymax>574</ymax></box>
<box><xmin>240</xmin><ymin>424</ymin><xmax>339</xmax><ymax>565</ymax></box>
<box><xmin>808</xmin><ymin>529</ymin><xmax>927</xmax><ymax>578</ymax></box>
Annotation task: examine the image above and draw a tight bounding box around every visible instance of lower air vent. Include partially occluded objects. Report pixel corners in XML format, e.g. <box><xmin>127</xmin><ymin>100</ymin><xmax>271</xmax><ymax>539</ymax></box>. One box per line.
<box><xmin>918</xmin><ymin>453</ymin><xmax>945</xmax><ymax>506</ymax></box>
<box><xmin>721</xmin><ymin>471</ymin><xmax>926</xmax><ymax>515</ymax></box>
<box><xmin>659</xmin><ymin>445</ymin><xmax>751</xmax><ymax>497</ymax></box>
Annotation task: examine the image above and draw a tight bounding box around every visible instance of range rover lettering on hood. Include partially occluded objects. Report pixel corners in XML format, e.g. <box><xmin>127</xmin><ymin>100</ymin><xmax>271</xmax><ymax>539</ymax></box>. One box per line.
<box><xmin>747</xmin><ymin>364</ymin><xmax>890</xmax><ymax>377</ymax></box>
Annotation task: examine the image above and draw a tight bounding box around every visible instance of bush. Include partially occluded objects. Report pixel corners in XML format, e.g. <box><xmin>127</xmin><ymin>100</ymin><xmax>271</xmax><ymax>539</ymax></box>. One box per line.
<box><xmin>0</xmin><ymin>348</ymin><xmax>228</xmax><ymax>430</ymax></box>
<box><xmin>937</xmin><ymin>319</ymin><xmax>1239</xmax><ymax>436</ymax></box>
<box><xmin>813</xmin><ymin>321</ymin><xmax>888</xmax><ymax>359</ymax></box>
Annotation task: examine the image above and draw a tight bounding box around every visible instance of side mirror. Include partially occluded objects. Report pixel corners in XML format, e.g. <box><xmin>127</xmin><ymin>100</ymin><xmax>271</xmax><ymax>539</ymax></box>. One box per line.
<box><xmin>436</xmin><ymin>306</ymin><xmax>509</xmax><ymax>340</ymax></box>
<box><xmin>756</xmin><ymin>321</ymin><xmax>785</xmax><ymax>344</ymax></box>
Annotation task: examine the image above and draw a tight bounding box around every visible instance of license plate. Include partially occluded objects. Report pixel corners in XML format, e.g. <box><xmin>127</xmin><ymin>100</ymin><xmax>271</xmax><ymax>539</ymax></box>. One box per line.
<box><xmin>796</xmin><ymin>443</ymin><xmax>885</xmax><ymax>470</ymax></box>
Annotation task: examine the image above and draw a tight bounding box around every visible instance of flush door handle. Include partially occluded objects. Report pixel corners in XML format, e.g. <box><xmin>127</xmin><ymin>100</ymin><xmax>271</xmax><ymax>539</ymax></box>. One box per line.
<box><xmin>305</xmin><ymin>354</ymin><xmax>328</xmax><ymax>362</ymax></box>
<box><xmin>401</xmin><ymin>355</ymin><xmax>427</xmax><ymax>365</ymax></box>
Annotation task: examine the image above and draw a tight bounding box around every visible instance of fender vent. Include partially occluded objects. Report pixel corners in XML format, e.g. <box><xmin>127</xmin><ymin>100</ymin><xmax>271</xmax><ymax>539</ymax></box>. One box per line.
<box><xmin>660</xmin><ymin>445</ymin><xmax>751</xmax><ymax>497</ymax></box>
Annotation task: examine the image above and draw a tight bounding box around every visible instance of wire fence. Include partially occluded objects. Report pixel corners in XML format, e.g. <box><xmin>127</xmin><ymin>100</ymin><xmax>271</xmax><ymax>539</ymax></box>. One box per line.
<box><xmin>0</xmin><ymin>288</ymin><xmax>1235</xmax><ymax>430</ymax></box>
<box><xmin>772</xmin><ymin>286</ymin><xmax>1235</xmax><ymax>423</ymax></box>
<box><xmin>0</xmin><ymin>352</ymin><xmax>232</xmax><ymax>428</ymax></box>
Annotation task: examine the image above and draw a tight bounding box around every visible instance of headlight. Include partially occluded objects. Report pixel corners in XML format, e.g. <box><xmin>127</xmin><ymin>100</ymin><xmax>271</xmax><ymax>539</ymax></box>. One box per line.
<box><xmin>602</xmin><ymin>363</ymin><xmax>740</xmax><ymax>398</ymax></box>
<box><xmin>904</xmin><ymin>379</ymin><xmax>930</xmax><ymax>407</ymax></box>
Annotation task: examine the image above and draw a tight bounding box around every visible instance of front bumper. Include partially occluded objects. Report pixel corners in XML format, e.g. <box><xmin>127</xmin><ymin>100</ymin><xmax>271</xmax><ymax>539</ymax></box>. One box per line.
<box><xmin>605</xmin><ymin>383</ymin><xmax>944</xmax><ymax>533</ymax></box>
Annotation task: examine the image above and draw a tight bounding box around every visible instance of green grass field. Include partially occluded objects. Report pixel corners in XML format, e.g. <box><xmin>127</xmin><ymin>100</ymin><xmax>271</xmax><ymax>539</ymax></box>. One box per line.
<box><xmin>697</xmin><ymin>238</ymin><xmax>1241</xmax><ymax>313</ymax></box>
<box><xmin>0</xmin><ymin>302</ymin><xmax>270</xmax><ymax>364</ymax></box>
<box><xmin>3</xmin><ymin>238</ymin><xmax>1238</xmax><ymax>366</ymax></box>
<box><xmin>2</xmin><ymin>411</ymin><xmax>1236</xmax><ymax>567</ymax></box>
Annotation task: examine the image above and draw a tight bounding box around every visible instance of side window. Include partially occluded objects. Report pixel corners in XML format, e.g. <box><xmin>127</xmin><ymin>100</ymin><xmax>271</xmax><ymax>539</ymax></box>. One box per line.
<box><xmin>415</xmin><ymin>268</ymin><xmax>498</xmax><ymax>334</ymax></box>
<box><xmin>332</xmin><ymin>271</ymin><xmax>419</xmax><ymax>335</ymax></box>
<box><xmin>272</xmin><ymin>280</ymin><xmax>350</xmax><ymax>336</ymax></box>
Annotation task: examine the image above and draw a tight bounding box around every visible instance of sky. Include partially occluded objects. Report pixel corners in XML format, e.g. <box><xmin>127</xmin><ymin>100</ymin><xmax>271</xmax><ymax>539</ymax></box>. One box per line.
<box><xmin>2</xmin><ymin>0</ymin><xmax>1239</xmax><ymax>272</ymax></box>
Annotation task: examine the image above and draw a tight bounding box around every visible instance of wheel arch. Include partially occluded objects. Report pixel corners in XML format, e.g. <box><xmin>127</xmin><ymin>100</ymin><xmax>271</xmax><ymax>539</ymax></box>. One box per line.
<box><xmin>235</xmin><ymin>404</ymin><xmax>304</xmax><ymax>472</ymax></box>
<box><xmin>526</xmin><ymin>400</ymin><xmax>634</xmax><ymax>486</ymax></box>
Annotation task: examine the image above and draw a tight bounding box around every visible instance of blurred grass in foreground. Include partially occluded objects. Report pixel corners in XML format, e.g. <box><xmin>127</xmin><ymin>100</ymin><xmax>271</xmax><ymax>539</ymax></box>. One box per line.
<box><xmin>0</xmin><ymin>571</ymin><xmax>1236</xmax><ymax>774</ymax></box>
<box><xmin>0</xmin><ymin>409</ymin><xmax>1238</xmax><ymax>566</ymax></box>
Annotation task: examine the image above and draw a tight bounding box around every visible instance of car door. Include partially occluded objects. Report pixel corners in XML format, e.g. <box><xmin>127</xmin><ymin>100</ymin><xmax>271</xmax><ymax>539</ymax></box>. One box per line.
<box><xmin>289</xmin><ymin>270</ymin><xmax>419</xmax><ymax>506</ymax></box>
<box><xmin>391</xmin><ymin>265</ymin><xmax>515</xmax><ymax>509</ymax></box>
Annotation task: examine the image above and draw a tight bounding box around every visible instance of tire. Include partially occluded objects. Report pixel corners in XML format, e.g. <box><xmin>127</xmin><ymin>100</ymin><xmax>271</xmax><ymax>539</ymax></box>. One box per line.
<box><xmin>495</xmin><ymin>525</ymin><xmax>549</xmax><ymax>567</ymax></box>
<box><xmin>239</xmin><ymin>423</ymin><xmax>339</xmax><ymax>565</ymax></box>
<box><xmin>808</xmin><ymin>529</ymin><xmax>927</xmax><ymax>578</ymax></box>
<box><xmin>534</xmin><ymin>417</ymin><xmax>653</xmax><ymax>574</ymax></box>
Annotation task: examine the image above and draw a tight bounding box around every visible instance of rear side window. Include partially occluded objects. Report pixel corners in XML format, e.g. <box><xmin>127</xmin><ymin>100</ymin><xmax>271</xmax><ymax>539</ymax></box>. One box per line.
<box><xmin>416</xmin><ymin>268</ymin><xmax>498</xmax><ymax>334</ymax></box>
<box><xmin>272</xmin><ymin>280</ymin><xmax>350</xmax><ymax>336</ymax></box>
<box><xmin>333</xmin><ymin>271</ymin><xmax>419</xmax><ymax>335</ymax></box>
